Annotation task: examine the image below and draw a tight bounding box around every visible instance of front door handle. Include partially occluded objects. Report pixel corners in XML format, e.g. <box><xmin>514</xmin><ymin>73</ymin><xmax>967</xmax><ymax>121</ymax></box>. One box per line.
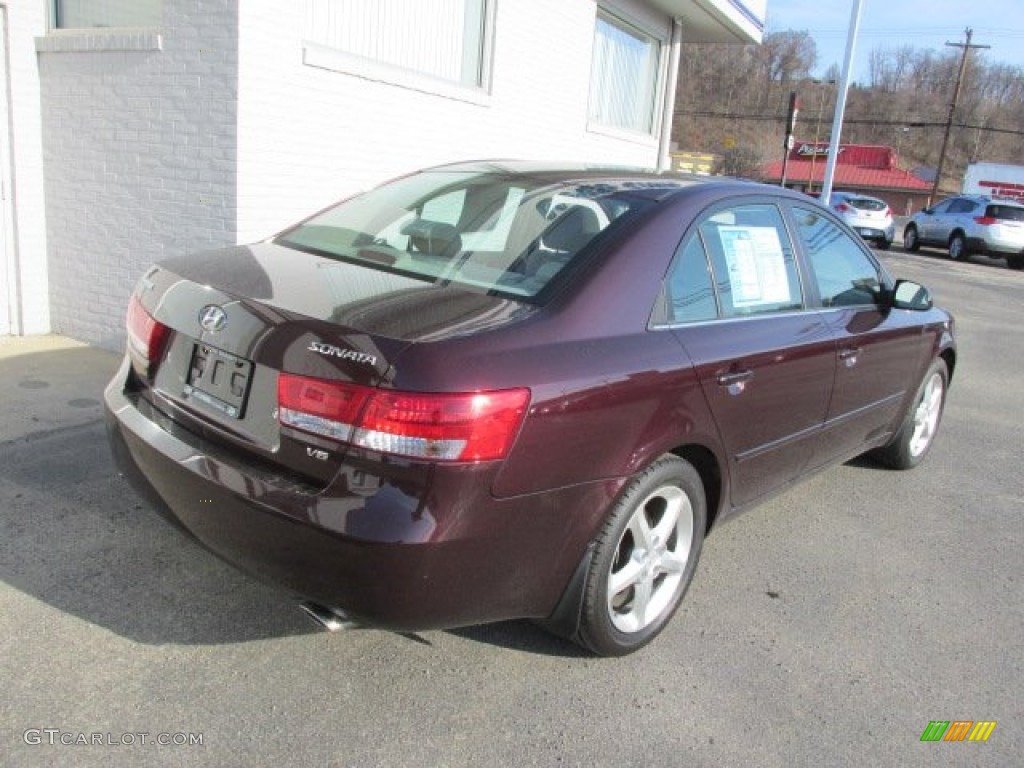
<box><xmin>838</xmin><ymin>346</ymin><xmax>860</xmax><ymax>367</ymax></box>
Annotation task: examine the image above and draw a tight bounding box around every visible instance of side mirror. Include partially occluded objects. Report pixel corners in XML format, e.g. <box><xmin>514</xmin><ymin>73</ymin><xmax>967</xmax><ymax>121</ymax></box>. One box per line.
<box><xmin>890</xmin><ymin>279</ymin><xmax>933</xmax><ymax>311</ymax></box>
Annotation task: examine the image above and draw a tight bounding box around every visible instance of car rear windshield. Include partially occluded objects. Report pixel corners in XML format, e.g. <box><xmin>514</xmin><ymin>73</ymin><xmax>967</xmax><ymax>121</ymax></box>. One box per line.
<box><xmin>986</xmin><ymin>204</ymin><xmax>1024</xmax><ymax>222</ymax></box>
<box><xmin>276</xmin><ymin>170</ymin><xmax>688</xmax><ymax>302</ymax></box>
<box><xmin>846</xmin><ymin>197</ymin><xmax>886</xmax><ymax>211</ymax></box>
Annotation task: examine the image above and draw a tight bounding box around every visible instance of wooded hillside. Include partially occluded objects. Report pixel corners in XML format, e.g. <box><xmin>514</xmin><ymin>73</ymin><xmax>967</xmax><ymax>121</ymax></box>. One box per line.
<box><xmin>672</xmin><ymin>31</ymin><xmax>1024</xmax><ymax>193</ymax></box>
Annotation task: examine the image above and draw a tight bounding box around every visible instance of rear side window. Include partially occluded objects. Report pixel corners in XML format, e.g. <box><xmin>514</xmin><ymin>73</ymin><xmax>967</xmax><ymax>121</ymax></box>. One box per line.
<box><xmin>792</xmin><ymin>205</ymin><xmax>883</xmax><ymax>307</ymax></box>
<box><xmin>987</xmin><ymin>205</ymin><xmax>1024</xmax><ymax>222</ymax></box>
<box><xmin>947</xmin><ymin>198</ymin><xmax>977</xmax><ymax>214</ymax></box>
<box><xmin>278</xmin><ymin>171</ymin><xmax>689</xmax><ymax>302</ymax></box>
<box><xmin>664</xmin><ymin>236</ymin><xmax>717</xmax><ymax>323</ymax></box>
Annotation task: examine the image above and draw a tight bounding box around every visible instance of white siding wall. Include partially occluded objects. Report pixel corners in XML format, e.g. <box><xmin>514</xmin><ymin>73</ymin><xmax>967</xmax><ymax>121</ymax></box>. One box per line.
<box><xmin>236</xmin><ymin>0</ymin><xmax>664</xmax><ymax>243</ymax></box>
<box><xmin>2</xmin><ymin>1</ymin><xmax>50</xmax><ymax>335</ymax></box>
<box><xmin>37</xmin><ymin>0</ymin><xmax>239</xmax><ymax>349</ymax></box>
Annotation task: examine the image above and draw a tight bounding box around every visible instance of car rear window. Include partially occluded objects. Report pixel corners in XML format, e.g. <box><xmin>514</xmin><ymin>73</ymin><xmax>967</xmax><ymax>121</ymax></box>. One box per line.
<box><xmin>277</xmin><ymin>170</ymin><xmax>689</xmax><ymax>302</ymax></box>
<box><xmin>846</xmin><ymin>197</ymin><xmax>886</xmax><ymax>211</ymax></box>
<box><xmin>986</xmin><ymin>204</ymin><xmax>1024</xmax><ymax>222</ymax></box>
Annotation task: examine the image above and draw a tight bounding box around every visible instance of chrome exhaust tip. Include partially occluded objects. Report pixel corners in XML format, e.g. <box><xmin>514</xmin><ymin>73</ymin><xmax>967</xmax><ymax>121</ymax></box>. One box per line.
<box><xmin>299</xmin><ymin>601</ymin><xmax>359</xmax><ymax>632</ymax></box>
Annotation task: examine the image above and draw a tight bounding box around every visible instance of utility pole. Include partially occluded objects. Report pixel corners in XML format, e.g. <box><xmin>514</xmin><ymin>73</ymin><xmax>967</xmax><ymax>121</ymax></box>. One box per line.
<box><xmin>930</xmin><ymin>28</ymin><xmax>989</xmax><ymax>202</ymax></box>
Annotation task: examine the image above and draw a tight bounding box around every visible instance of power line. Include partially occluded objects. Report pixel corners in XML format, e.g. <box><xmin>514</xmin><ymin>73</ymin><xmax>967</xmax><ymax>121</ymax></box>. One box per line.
<box><xmin>675</xmin><ymin>110</ymin><xmax>1024</xmax><ymax>137</ymax></box>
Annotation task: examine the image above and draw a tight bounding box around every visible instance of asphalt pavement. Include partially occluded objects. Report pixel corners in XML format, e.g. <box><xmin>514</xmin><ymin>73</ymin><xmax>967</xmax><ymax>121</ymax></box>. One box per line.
<box><xmin>1</xmin><ymin>245</ymin><xmax>1021</xmax><ymax>767</ymax></box>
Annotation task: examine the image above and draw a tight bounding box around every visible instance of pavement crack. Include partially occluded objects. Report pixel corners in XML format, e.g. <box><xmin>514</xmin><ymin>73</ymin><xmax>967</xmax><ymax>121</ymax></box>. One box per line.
<box><xmin>0</xmin><ymin>418</ymin><xmax>105</xmax><ymax>450</ymax></box>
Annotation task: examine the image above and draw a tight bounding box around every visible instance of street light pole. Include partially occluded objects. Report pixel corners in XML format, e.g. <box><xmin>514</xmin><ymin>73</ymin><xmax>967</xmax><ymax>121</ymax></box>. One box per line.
<box><xmin>780</xmin><ymin>91</ymin><xmax>799</xmax><ymax>187</ymax></box>
<box><xmin>821</xmin><ymin>0</ymin><xmax>863</xmax><ymax>203</ymax></box>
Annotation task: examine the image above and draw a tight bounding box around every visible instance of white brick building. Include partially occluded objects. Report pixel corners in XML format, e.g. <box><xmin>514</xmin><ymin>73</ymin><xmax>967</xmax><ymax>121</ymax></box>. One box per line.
<box><xmin>1</xmin><ymin>0</ymin><xmax>764</xmax><ymax>347</ymax></box>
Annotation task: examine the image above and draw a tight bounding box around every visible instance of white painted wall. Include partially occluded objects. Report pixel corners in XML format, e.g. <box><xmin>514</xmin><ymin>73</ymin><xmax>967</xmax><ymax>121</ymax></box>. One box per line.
<box><xmin>235</xmin><ymin>0</ymin><xmax>665</xmax><ymax>243</ymax></box>
<box><xmin>2</xmin><ymin>1</ymin><xmax>49</xmax><ymax>335</ymax></box>
<box><xmin>37</xmin><ymin>0</ymin><xmax>239</xmax><ymax>348</ymax></box>
<box><xmin>36</xmin><ymin>0</ymin><xmax>678</xmax><ymax>347</ymax></box>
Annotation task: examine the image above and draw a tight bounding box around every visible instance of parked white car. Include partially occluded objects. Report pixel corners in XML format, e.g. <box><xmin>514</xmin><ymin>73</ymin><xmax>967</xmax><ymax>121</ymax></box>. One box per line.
<box><xmin>828</xmin><ymin>192</ymin><xmax>895</xmax><ymax>250</ymax></box>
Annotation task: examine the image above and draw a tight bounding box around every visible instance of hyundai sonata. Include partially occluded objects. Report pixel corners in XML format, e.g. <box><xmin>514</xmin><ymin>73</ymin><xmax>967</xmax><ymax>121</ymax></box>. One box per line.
<box><xmin>105</xmin><ymin>162</ymin><xmax>955</xmax><ymax>655</ymax></box>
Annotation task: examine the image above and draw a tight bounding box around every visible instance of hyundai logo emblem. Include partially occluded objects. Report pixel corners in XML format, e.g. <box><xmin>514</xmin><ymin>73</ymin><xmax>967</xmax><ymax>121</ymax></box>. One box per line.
<box><xmin>198</xmin><ymin>305</ymin><xmax>228</xmax><ymax>333</ymax></box>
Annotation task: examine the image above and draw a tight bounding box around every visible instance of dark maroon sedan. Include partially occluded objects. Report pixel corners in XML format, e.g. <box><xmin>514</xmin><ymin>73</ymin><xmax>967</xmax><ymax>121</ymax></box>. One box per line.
<box><xmin>105</xmin><ymin>162</ymin><xmax>955</xmax><ymax>655</ymax></box>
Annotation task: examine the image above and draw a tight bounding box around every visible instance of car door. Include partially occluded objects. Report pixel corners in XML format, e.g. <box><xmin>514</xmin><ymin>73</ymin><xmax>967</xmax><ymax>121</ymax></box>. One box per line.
<box><xmin>665</xmin><ymin>202</ymin><xmax>835</xmax><ymax>508</ymax></box>
<box><xmin>934</xmin><ymin>197</ymin><xmax>975</xmax><ymax>244</ymax></box>
<box><xmin>788</xmin><ymin>204</ymin><xmax>931</xmax><ymax>466</ymax></box>
<box><xmin>918</xmin><ymin>199</ymin><xmax>952</xmax><ymax>244</ymax></box>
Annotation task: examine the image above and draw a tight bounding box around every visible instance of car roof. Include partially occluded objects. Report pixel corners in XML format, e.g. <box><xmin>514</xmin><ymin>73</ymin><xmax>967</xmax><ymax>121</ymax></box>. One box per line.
<box><xmin>414</xmin><ymin>160</ymin><xmax>811</xmax><ymax>210</ymax></box>
<box><xmin>944</xmin><ymin>194</ymin><xmax>1024</xmax><ymax>208</ymax></box>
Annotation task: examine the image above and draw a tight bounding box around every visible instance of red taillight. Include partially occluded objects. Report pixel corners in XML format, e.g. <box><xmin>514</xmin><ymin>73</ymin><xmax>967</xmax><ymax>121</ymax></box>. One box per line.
<box><xmin>836</xmin><ymin>203</ymin><xmax>850</xmax><ymax>213</ymax></box>
<box><xmin>278</xmin><ymin>373</ymin><xmax>530</xmax><ymax>462</ymax></box>
<box><xmin>126</xmin><ymin>294</ymin><xmax>170</xmax><ymax>363</ymax></box>
<box><xmin>882</xmin><ymin>206</ymin><xmax>891</xmax><ymax>217</ymax></box>
<box><xmin>974</xmin><ymin>216</ymin><xmax>997</xmax><ymax>226</ymax></box>
<box><xmin>278</xmin><ymin>374</ymin><xmax>370</xmax><ymax>441</ymax></box>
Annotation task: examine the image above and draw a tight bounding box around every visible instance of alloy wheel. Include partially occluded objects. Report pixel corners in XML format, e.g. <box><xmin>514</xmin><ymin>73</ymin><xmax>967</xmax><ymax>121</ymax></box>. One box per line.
<box><xmin>909</xmin><ymin>371</ymin><xmax>944</xmax><ymax>457</ymax></box>
<box><xmin>606</xmin><ymin>484</ymin><xmax>694</xmax><ymax>634</ymax></box>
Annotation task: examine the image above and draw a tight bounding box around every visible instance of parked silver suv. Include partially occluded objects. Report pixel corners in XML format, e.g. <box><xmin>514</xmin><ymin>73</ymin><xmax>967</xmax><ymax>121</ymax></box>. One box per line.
<box><xmin>903</xmin><ymin>195</ymin><xmax>1024</xmax><ymax>270</ymax></box>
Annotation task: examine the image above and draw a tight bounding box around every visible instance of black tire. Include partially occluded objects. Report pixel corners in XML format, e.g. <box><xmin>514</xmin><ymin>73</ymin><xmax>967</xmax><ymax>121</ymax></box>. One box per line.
<box><xmin>873</xmin><ymin>358</ymin><xmax>949</xmax><ymax>470</ymax></box>
<box><xmin>576</xmin><ymin>455</ymin><xmax>706</xmax><ymax>656</ymax></box>
<box><xmin>948</xmin><ymin>233</ymin><xmax>968</xmax><ymax>261</ymax></box>
<box><xmin>1007</xmin><ymin>255</ymin><xmax>1024</xmax><ymax>271</ymax></box>
<box><xmin>903</xmin><ymin>225</ymin><xmax>920</xmax><ymax>252</ymax></box>
<box><xmin>876</xmin><ymin>238</ymin><xmax>891</xmax><ymax>251</ymax></box>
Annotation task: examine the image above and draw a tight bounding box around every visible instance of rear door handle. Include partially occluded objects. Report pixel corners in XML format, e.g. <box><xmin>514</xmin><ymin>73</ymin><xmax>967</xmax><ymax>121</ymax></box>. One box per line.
<box><xmin>717</xmin><ymin>370</ymin><xmax>754</xmax><ymax>386</ymax></box>
<box><xmin>838</xmin><ymin>346</ymin><xmax>860</xmax><ymax>366</ymax></box>
<box><xmin>717</xmin><ymin>369</ymin><xmax>754</xmax><ymax>395</ymax></box>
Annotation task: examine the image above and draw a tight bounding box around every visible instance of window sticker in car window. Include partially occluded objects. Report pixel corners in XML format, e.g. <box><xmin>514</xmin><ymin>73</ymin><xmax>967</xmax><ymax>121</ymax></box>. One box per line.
<box><xmin>717</xmin><ymin>226</ymin><xmax>792</xmax><ymax>308</ymax></box>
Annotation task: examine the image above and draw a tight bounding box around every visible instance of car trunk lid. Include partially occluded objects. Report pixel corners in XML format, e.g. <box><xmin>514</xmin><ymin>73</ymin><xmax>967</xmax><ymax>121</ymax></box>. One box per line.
<box><xmin>131</xmin><ymin>242</ymin><xmax>531</xmax><ymax>487</ymax></box>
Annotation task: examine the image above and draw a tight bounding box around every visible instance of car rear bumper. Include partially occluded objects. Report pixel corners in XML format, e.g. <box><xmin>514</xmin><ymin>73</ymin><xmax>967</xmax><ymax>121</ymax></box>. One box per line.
<box><xmin>104</xmin><ymin>356</ymin><xmax>618</xmax><ymax>631</ymax></box>
<box><xmin>966</xmin><ymin>235</ymin><xmax>1024</xmax><ymax>257</ymax></box>
<box><xmin>851</xmin><ymin>224</ymin><xmax>895</xmax><ymax>242</ymax></box>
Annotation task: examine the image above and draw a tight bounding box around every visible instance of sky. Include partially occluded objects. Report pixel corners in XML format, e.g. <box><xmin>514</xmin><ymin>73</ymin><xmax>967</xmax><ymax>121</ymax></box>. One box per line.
<box><xmin>763</xmin><ymin>0</ymin><xmax>1024</xmax><ymax>82</ymax></box>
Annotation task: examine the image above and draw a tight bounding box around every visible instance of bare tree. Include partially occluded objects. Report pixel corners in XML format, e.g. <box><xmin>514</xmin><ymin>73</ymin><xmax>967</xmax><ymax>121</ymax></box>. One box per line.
<box><xmin>672</xmin><ymin>32</ymin><xmax>1024</xmax><ymax>181</ymax></box>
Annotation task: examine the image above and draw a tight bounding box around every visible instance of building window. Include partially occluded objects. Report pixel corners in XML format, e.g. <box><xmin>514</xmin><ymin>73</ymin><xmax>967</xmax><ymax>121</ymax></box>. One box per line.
<box><xmin>588</xmin><ymin>11</ymin><xmax>661</xmax><ymax>134</ymax></box>
<box><xmin>305</xmin><ymin>0</ymin><xmax>490</xmax><ymax>88</ymax></box>
<box><xmin>53</xmin><ymin>0</ymin><xmax>161</xmax><ymax>28</ymax></box>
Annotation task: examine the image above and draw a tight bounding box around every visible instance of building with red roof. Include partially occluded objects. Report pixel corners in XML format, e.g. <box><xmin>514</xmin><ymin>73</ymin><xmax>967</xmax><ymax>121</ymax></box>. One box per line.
<box><xmin>762</xmin><ymin>142</ymin><xmax>933</xmax><ymax>215</ymax></box>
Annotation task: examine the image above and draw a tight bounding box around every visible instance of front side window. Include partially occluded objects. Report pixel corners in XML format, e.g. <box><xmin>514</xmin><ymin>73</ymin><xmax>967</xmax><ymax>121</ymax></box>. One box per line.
<box><xmin>696</xmin><ymin>204</ymin><xmax>804</xmax><ymax>317</ymax></box>
<box><xmin>304</xmin><ymin>0</ymin><xmax>489</xmax><ymax>87</ymax></box>
<box><xmin>792</xmin><ymin>205</ymin><xmax>884</xmax><ymax>308</ymax></box>
<box><xmin>54</xmin><ymin>0</ymin><xmax>161</xmax><ymax>28</ymax></box>
<box><xmin>278</xmin><ymin>171</ymin><xmax>688</xmax><ymax>301</ymax></box>
<box><xmin>588</xmin><ymin>11</ymin><xmax>661</xmax><ymax>134</ymax></box>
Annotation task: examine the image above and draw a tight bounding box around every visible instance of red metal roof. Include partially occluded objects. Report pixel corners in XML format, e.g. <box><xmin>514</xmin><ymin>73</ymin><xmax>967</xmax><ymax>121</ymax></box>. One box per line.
<box><xmin>762</xmin><ymin>142</ymin><xmax>932</xmax><ymax>191</ymax></box>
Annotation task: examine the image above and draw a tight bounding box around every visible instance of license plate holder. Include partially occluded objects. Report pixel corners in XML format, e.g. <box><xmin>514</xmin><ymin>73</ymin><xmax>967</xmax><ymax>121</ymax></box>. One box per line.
<box><xmin>183</xmin><ymin>343</ymin><xmax>253</xmax><ymax>419</ymax></box>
